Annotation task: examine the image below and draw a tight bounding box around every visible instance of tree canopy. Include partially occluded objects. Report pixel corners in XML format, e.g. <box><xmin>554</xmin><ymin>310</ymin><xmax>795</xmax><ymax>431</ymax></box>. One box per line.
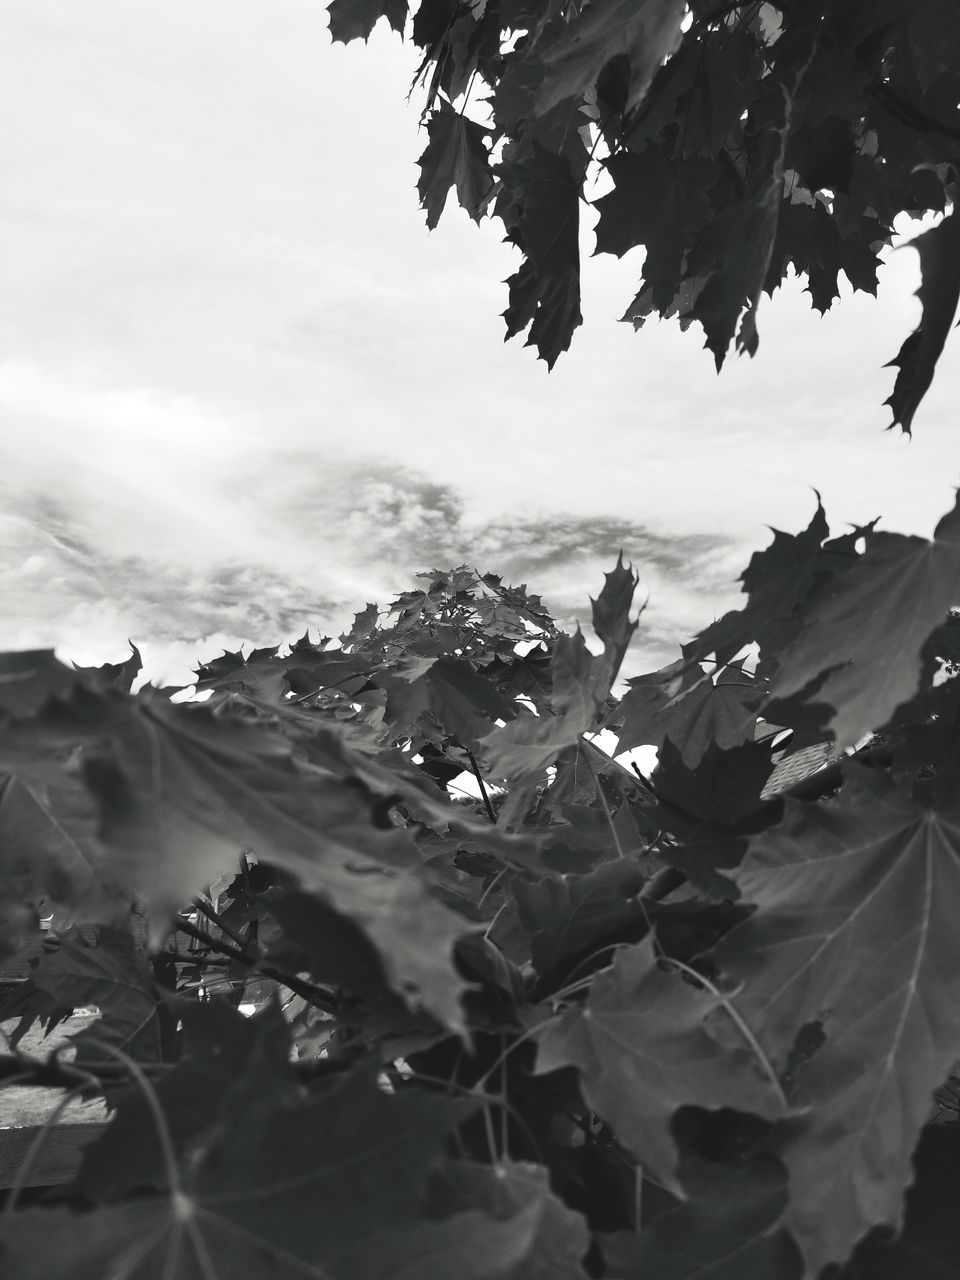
<box><xmin>333</xmin><ymin>0</ymin><xmax>960</xmax><ymax>431</ymax></box>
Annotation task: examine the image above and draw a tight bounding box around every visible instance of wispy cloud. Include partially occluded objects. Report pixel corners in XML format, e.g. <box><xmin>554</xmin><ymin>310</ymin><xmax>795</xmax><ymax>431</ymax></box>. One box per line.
<box><xmin>0</xmin><ymin>369</ymin><xmax>745</xmax><ymax>685</ymax></box>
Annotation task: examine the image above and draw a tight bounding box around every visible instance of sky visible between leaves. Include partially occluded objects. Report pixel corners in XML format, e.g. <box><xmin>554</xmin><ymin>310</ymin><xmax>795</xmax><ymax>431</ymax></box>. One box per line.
<box><xmin>1</xmin><ymin>0</ymin><xmax>958</xmax><ymax>690</ymax></box>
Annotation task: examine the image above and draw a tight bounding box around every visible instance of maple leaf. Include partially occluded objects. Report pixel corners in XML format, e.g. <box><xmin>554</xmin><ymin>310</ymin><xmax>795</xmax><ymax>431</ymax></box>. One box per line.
<box><xmin>3</xmin><ymin>924</ymin><xmax>161</xmax><ymax>1069</ymax></box>
<box><xmin>282</xmin><ymin>650</ymin><xmax>376</xmax><ymax>701</ymax></box>
<box><xmin>263</xmin><ymin>889</ymin><xmax>393</xmax><ymax>1004</ymax></box>
<box><xmin>327</xmin><ymin>0</ymin><xmax>407</xmax><ymax>45</ymax></box>
<box><xmin>766</xmin><ymin>198</ymin><xmax>886</xmax><ymax>314</ymax></box>
<box><xmin>594</xmin><ymin>148</ymin><xmax>715</xmax><ymax>313</ymax></box>
<box><xmin>379</xmin><ymin>655</ymin><xmax>518</xmax><ymax>751</ymax></box>
<box><xmin>682</xmin><ymin>124</ymin><xmax>788</xmax><ymax>368</ymax></box>
<box><xmin>544</xmin><ymin>735</ymin><xmax>649</xmax><ymax>813</ymax></box>
<box><xmin>0</xmin><ymin>649</ymin><xmax>83</xmax><ymax>719</ymax></box>
<box><xmin>534</xmin><ymin>934</ymin><xmax>785</xmax><ymax>1195</ymax></box>
<box><xmin>770</xmin><ymin>492</ymin><xmax>960</xmax><ymax>748</ymax></box>
<box><xmin>600</xmin><ymin>1154</ymin><xmax>801</xmax><ymax>1280</ymax></box>
<box><xmin>417</xmin><ymin>99</ymin><xmax>494</xmax><ymax>230</ymax></box>
<box><xmin>481</xmin><ymin>645</ymin><xmax>554</xmax><ymax>704</ymax></box>
<box><xmin>73</xmin><ymin>643</ymin><xmax>143</xmax><ymax>695</ymax></box>
<box><xmin>531</xmin><ymin>0</ymin><xmax>686</xmax><ymax>118</ymax></box>
<box><xmin>73</xmin><ymin>999</ymin><xmax>298</xmax><ymax>1201</ymax></box>
<box><xmin>884</xmin><ymin>207</ymin><xmax>960</xmax><ymax>434</ymax></box>
<box><xmin>261</xmin><ymin>889</ymin><xmax>443</xmax><ymax>1056</ymax></box>
<box><xmin>424</xmin><ymin>1159</ymin><xmax>591</xmax><ymax>1279</ymax></box>
<box><xmin>837</xmin><ymin>1123</ymin><xmax>960</xmax><ymax>1279</ymax></box>
<box><xmin>4</xmin><ymin>1072</ymin><xmax>538</xmax><ymax>1280</ymax></box>
<box><xmin>653</xmin><ymin>736</ymin><xmax>775</xmax><ymax>838</ymax></box>
<box><xmin>690</xmin><ymin>497</ymin><xmax>837</xmax><ymax>667</ymax></box>
<box><xmin>499</xmin><ymin>142</ymin><xmax>583</xmax><ymax>367</ymax></box>
<box><xmin>503</xmin><ymin>259</ymin><xmax>582</xmax><ymax>369</ymax></box>
<box><xmin>714</xmin><ymin>765</ymin><xmax>960</xmax><ymax>1272</ymax></box>
<box><xmin>4</xmin><ymin>686</ymin><xmax>477</xmax><ymax>1029</ymax></box>
<box><xmin>480</xmin><ymin>557</ymin><xmax>638</xmax><ymax>782</ymax></box>
<box><xmin>650</xmin><ymin>737</ymin><xmax>779</xmax><ymax>894</ymax></box>
<box><xmin>614</xmin><ymin>658</ymin><xmax>764</xmax><ymax>767</ymax></box>
<box><xmin>193</xmin><ymin>643</ymin><xmax>290</xmax><ymax>704</ymax></box>
<box><xmin>339</xmin><ymin>601</ymin><xmax>379</xmax><ymax>647</ymax></box>
<box><xmin>511</xmin><ymin>859</ymin><xmax>648</xmax><ymax>987</ymax></box>
<box><xmin>785</xmin><ymin>114</ymin><xmax>856</xmax><ymax>195</ymax></box>
<box><xmin>533</xmin><ymin>792</ymin><xmax>648</xmax><ymax>875</ymax></box>
<box><xmin>0</xmin><ymin>763</ymin><xmax>121</xmax><ymax>958</ymax></box>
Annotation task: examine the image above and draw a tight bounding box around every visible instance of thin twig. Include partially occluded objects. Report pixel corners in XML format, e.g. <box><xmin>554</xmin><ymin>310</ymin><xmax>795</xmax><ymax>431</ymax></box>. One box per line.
<box><xmin>466</xmin><ymin>750</ymin><xmax>498</xmax><ymax>823</ymax></box>
<box><xmin>661</xmin><ymin>956</ymin><xmax>789</xmax><ymax>1109</ymax></box>
<box><xmin>175</xmin><ymin>918</ymin><xmax>339</xmax><ymax>1014</ymax></box>
<box><xmin>640</xmin><ymin>867</ymin><xmax>687</xmax><ymax>901</ymax></box>
<box><xmin>629</xmin><ymin>760</ymin><xmax>658</xmax><ymax>797</ymax></box>
<box><xmin>191</xmin><ymin>895</ymin><xmax>248</xmax><ymax>950</ymax></box>
<box><xmin>401</xmin><ymin>1068</ymin><xmax>543</xmax><ymax>1164</ymax></box>
<box><xmin>474</xmin><ymin>1014</ymin><xmax>560</xmax><ymax>1091</ymax></box>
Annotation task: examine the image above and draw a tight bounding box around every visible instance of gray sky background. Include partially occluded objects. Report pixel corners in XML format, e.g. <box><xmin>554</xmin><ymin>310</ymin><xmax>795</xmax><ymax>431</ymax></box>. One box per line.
<box><xmin>2</xmin><ymin>0</ymin><xmax>958</xmax><ymax>689</ymax></box>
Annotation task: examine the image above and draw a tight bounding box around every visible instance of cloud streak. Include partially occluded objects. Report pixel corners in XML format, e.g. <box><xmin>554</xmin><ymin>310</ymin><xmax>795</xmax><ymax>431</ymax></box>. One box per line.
<box><xmin>0</xmin><ymin>375</ymin><xmax>744</xmax><ymax>686</ymax></box>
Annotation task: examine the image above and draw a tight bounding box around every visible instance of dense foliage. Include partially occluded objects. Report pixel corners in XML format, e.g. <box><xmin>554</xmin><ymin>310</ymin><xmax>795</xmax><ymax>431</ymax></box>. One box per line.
<box><xmin>2</xmin><ymin>530</ymin><xmax>960</xmax><ymax>1277</ymax></box>
<box><xmin>3</xmin><ymin>3</ymin><xmax>960</xmax><ymax>1278</ymax></box>
<box><xmin>334</xmin><ymin>0</ymin><xmax>960</xmax><ymax>431</ymax></box>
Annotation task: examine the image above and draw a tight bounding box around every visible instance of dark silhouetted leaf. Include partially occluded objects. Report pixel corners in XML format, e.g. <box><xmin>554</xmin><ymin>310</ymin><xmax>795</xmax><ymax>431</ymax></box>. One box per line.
<box><xmin>885</xmin><ymin>208</ymin><xmax>960</xmax><ymax>434</ymax></box>
<box><xmin>328</xmin><ymin>0</ymin><xmax>407</xmax><ymax>44</ymax></box>
<box><xmin>417</xmin><ymin>99</ymin><xmax>494</xmax><ymax>230</ymax></box>
<box><xmin>615</xmin><ymin>660</ymin><xmax>763</xmax><ymax>767</ymax></box>
<box><xmin>499</xmin><ymin>142</ymin><xmax>583</xmax><ymax>367</ymax></box>
<box><xmin>73</xmin><ymin>643</ymin><xmax>142</xmax><ymax>695</ymax></box>
<box><xmin>4</xmin><ymin>924</ymin><xmax>160</xmax><ymax>1069</ymax></box>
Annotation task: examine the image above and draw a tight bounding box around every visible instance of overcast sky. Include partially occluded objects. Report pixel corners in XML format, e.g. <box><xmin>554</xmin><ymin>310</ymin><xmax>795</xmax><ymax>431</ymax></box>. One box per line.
<box><xmin>2</xmin><ymin>0</ymin><xmax>958</xmax><ymax>689</ymax></box>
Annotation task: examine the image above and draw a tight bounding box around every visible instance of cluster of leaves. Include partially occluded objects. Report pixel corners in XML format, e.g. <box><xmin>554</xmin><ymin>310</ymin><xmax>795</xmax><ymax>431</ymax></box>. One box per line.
<box><xmin>2</xmin><ymin>509</ymin><xmax>960</xmax><ymax>1277</ymax></box>
<box><xmin>330</xmin><ymin>0</ymin><xmax>960</xmax><ymax>431</ymax></box>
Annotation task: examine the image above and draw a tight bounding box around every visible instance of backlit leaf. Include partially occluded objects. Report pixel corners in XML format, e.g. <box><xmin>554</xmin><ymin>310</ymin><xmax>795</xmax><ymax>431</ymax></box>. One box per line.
<box><xmin>532</xmin><ymin>0</ymin><xmax>686</xmax><ymax>118</ymax></box>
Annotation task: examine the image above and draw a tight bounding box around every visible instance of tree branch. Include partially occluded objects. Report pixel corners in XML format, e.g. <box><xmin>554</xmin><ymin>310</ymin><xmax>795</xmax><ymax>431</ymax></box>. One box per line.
<box><xmin>191</xmin><ymin>895</ymin><xmax>248</xmax><ymax>950</ymax></box>
<box><xmin>175</xmin><ymin>918</ymin><xmax>339</xmax><ymax>1014</ymax></box>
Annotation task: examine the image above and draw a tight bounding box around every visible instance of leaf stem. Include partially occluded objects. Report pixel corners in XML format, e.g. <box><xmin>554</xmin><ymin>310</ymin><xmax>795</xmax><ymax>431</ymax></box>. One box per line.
<box><xmin>661</xmin><ymin>957</ymin><xmax>789</xmax><ymax>1108</ymax></box>
<box><xmin>474</xmin><ymin>1014</ymin><xmax>560</xmax><ymax>1092</ymax></box>
<box><xmin>466</xmin><ymin>749</ymin><xmax>498</xmax><ymax>823</ymax></box>
<box><xmin>639</xmin><ymin>867</ymin><xmax>687</xmax><ymax>901</ymax></box>
<box><xmin>580</xmin><ymin>740</ymin><xmax>626</xmax><ymax>859</ymax></box>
